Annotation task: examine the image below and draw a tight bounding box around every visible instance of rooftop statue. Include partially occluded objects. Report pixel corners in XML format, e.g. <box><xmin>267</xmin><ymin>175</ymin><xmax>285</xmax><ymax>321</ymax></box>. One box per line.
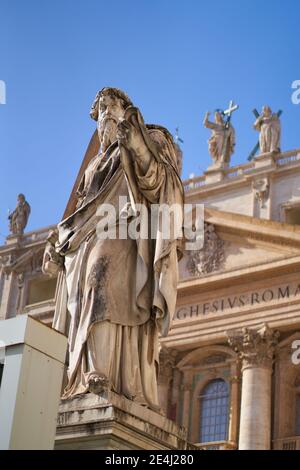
<box><xmin>8</xmin><ymin>194</ymin><xmax>31</xmax><ymax>235</ymax></box>
<box><xmin>203</xmin><ymin>101</ymin><xmax>238</xmax><ymax>168</ymax></box>
<box><xmin>253</xmin><ymin>105</ymin><xmax>281</xmax><ymax>154</ymax></box>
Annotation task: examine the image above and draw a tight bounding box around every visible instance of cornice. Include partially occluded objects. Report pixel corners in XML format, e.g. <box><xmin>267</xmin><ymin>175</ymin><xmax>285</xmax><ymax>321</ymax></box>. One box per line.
<box><xmin>178</xmin><ymin>255</ymin><xmax>300</xmax><ymax>297</ymax></box>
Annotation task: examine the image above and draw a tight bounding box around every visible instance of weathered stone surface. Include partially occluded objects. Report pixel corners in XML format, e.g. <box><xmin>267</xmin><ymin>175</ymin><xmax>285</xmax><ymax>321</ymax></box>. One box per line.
<box><xmin>44</xmin><ymin>87</ymin><xmax>183</xmax><ymax>410</ymax></box>
<box><xmin>55</xmin><ymin>392</ymin><xmax>195</xmax><ymax>450</ymax></box>
<box><xmin>227</xmin><ymin>324</ymin><xmax>280</xmax><ymax>450</ymax></box>
<box><xmin>8</xmin><ymin>194</ymin><xmax>31</xmax><ymax>235</ymax></box>
<box><xmin>253</xmin><ymin>106</ymin><xmax>281</xmax><ymax>154</ymax></box>
<box><xmin>203</xmin><ymin>105</ymin><xmax>236</xmax><ymax>168</ymax></box>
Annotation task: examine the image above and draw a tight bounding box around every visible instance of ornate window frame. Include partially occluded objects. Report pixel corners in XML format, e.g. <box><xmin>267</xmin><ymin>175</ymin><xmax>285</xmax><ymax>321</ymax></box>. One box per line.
<box><xmin>280</xmin><ymin>199</ymin><xmax>300</xmax><ymax>223</ymax></box>
<box><xmin>176</xmin><ymin>345</ymin><xmax>239</xmax><ymax>448</ymax></box>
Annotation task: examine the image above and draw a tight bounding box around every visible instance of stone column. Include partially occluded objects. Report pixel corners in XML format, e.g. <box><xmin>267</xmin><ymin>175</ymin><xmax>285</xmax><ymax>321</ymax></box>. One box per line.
<box><xmin>0</xmin><ymin>271</ymin><xmax>15</xmax><ymax>320</ymax></box>
<box><xmin>227</xmin><ymin>324</ymin><xmax>279</xmax><ymax>450</ymax></box>
<box><xmin>170</xmin><ymin>368</ymin><xmax>182</xmax><ymax>424</ymax></box>
<box><xmin>157</xmin><ymin>348</ymin><xmax>177</xmax><ymax>417</ymax></box>
<box><xmin>181</xmin><ymin>372</ymin><xmax>193</xmax><ymax>430</ymax></box>
<box><xmin>228</xmin><ymin>369</ymin><xmax>240</xmax><ymax>446</ymax></box>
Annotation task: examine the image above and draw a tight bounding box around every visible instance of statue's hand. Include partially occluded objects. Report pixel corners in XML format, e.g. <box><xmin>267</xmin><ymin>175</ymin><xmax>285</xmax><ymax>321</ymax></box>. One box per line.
<box><xmin>42</xmin><ymin>230</ymin><xmax>64</xmax><ymax>276</ymax></box>
<box><xmin>203</xmin><ymin>112</ymin><xmax>211</xmax><ymax>127</ymax></box>
<box><xmin>117</xmin><ymin>119</ymin><xmax>147</xmax><ymax>157</ymax></box>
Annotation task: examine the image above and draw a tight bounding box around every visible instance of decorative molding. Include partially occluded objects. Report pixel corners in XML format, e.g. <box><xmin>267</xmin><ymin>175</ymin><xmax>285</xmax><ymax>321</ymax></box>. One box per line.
<box><xmin>176</xmin><ymin>346</ymin><xmax>236</xmax><ymax>369</ymax></box>
<box><xmin>181</xmin><ymin>383</ymin><xmax>192</xmax><ymax>392</ymax></box>
<box><xmin>186</xmin><ymin>223</ymin><xmax>225</xmax><ymax>277</ymax></box>
<box><xmin>0</xmin><ymin>247</ymin><xmax>44</xmax><ymax>275</ymax></box>
<box><xmin>252</xmin><ymin>178</ymin><xmax>269</xmax><ymax>208</ymax></box>
<box><xmin>227</xmin><ymin>323</ymin><xmax>280</xmax><ymax>369</ymax></box>
<box><xmin>158</xmin><ymin>348</ymin><xmax>178</xmax><ymax>385</ymax></box>
<box><xmin>200</xmin><ymin>354</ymin><xmax>227</xmax><ymax>366</ymax></box>
<box><xmin>228</xmin><ymin>375</ymin><xmax>241</xmax><ymax>384</ymax></box>
<box><xmin>280</xmin><ymin>199</ymin><xmax>300</xmax><ymax>222</ymax></box>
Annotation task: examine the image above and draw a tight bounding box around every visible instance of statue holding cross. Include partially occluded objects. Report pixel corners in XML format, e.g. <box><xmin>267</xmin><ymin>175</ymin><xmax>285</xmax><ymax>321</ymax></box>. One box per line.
<box><xmin>204</xmin><ymin>100</ymin><xmax>238</xmax><ymax>168</ymax></box>
<box><xmin>253</xmin><ymin>105</ymin><xmax>281</xmax><ymax>155</ymax></box>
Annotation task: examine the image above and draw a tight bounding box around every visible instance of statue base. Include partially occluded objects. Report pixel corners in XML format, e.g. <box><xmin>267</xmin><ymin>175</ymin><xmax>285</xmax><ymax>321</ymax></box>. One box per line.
<box><xmin>55</xmin><ymin>391</ymin><xmax>196</xmax><ymax>450</ymax></box>
<box><xmin>254</xmin><ymin>150</ymin><xmax>278</xmax><ymax>169</ymax></box>
<box><xmin>5</xmin><ymin>234</ymin><xmax>22</xmax><ymax>246</ymax></box>
<box><xmin>204</xmin><ymin>162</ymin><xmax>228</xmax><ymax>184</ymax></box>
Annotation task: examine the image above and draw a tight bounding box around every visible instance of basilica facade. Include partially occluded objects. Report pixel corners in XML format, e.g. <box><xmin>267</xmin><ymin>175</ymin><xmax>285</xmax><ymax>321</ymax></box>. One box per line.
<box><xmin>1</xmin><ymin>143</ymin><xmax>300</xmax><ymax>450</ymax></box>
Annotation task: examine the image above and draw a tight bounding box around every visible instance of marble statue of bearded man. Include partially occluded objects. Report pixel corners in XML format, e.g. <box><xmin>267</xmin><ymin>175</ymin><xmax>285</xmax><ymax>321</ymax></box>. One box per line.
<box><xmin>43</xmin><ymin>88</ymin><xmax>184</xmax><ymax>411</ymax></box>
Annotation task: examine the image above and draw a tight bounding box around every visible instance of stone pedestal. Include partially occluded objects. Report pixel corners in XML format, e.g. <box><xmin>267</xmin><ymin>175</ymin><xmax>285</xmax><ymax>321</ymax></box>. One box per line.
<box><xmin>254</xmin><ymin>151</ymin><xmax>277</xmax><ymax>170</ymax></box>
<box><xmin>55</xmin><ymin>391</ymin><xmax>195</xmax><ymax>450</ymax></box>
<box><xmin>5</xmin><ymin>234</ymin><xmax>21</xmax><ymax>246</ymax></box>
<box><xmin>204</xmin><ymin>164</ymin><xmax>226</xmax><ymax>184</ymax></box>
<box><xmin>227</xmin><ymin>324</ymin><xmax>279</xmax><ymax>450</ymax></box>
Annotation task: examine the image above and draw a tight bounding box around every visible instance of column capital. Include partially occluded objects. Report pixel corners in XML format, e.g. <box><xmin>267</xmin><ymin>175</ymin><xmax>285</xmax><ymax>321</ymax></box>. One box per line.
<box><xmin>181</xmin><ymin>382</ymin><xmax>192</xmax><ymax>392</ymax></box>
<box><xmin>158</xmin><ymin>348</ymin><xmax>178</xmax><ymax>385</ymax></box>
<box><xmin>227</xmin><ymin>323</ymin><xmax>280</xmax><ymax>370</ymax></box>
<box><xmin>228</xmin><ymin>375</ymin><xmax>241</xmax><ymax>384</ymax></box>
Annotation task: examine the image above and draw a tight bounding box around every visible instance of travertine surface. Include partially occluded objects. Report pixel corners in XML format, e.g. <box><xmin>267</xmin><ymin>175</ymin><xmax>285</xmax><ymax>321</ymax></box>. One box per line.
<box><xmin>204</xmin><ymin>111</ymin><xmax>235</xmax><ymax>168</ymax></box>
<box><xmin>55</xmin><ymin>392</ymin><xmax>195</xmax><ymax>450</ymax></box>
<box><xmin>8</xmin><ymin>194</ymin><xmax>31</xmax><ymax>235</ymax></box>
<box><xmin>253</xmin><ymin>106</ymin><xmax>281</xmax><ymax>154</ymax></box>
<box><xmin>1</xmin><ymin>111</ymin><xmax>300</xmax><ymax>450</ymax></box>
<box><xmin>44</xmin><ymin>87</ymin><xmax>183</xmax><ymax>409</ymax></box>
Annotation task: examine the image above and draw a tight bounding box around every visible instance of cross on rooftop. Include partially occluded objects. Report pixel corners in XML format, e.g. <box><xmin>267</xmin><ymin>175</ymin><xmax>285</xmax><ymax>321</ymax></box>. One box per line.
<box><xmin>175</xmin><ymin>127</ymin><xmax>184</xmax><ymax>145</ymax></box>
<box><xmin>223</xmin><ymin>100</ymin><xmax>239</xmax><ymax>119</ymax></box>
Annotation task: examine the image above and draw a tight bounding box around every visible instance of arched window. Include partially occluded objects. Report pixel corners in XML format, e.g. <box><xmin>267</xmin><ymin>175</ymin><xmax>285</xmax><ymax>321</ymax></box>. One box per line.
<box><xmin>199</xmin><ymin>378</ymin><xmax>229</xmax><ymax>443</ymax></box>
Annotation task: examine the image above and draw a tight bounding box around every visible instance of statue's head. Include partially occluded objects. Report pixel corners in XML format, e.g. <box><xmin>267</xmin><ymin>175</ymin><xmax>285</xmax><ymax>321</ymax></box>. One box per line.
<box><xmin>17</xmin><ymin>194</ymin><xmax>25</xmax><ymax>203</ymax></box>
<box><xmin>90</xmin><ymin>87</ymin><xmax>133</xmax><ymax>122</ymax></box>
<box><xmin>214</xmin><ymin>111</ymin><xmax>224</xmax><ymax>124</ymax></box>
<box><xmin>90</xmin><ymin>88</ymin><xmax>133</xmax><ymax>153</ymax></box>
<box><xmin>262</xmin><ymin>105</ymin><xmax>272</xmax><ymax>117</ymax></box>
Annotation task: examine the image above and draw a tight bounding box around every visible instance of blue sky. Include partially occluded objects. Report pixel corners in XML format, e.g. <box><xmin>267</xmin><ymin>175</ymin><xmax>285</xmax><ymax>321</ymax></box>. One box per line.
<box><xmin>0</xmin><ymin>0</ymin><xmax>300</xmax><ymax>239</ymax></box>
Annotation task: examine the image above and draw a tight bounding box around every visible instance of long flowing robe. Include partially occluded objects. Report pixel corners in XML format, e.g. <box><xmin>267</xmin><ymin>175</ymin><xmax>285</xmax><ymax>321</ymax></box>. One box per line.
<box><xmin>9</xmin><ymin>201</ymin><xmax>31</xmax><ymax>234</ymax></box>
<box><xmin>205</xmin><ymin>120</ymin><xmax>235</xmax><ymax>165</ymax></box>
<box><xmin>52</xmin><ymin>107</ymin><xmax>184</xmax><ymax>410</ymax></box>
<box><xmin>254</xmin><ymin>114</ymin><xmax>281</xmax><ymax>153</ymax></box>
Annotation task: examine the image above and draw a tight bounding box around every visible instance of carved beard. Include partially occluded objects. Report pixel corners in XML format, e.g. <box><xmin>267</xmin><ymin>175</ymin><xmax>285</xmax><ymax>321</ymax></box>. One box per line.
<box><xmin>98</xmin><ymin>116</ymin><xmax>118</xmax><ymax>154</ymax></box>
